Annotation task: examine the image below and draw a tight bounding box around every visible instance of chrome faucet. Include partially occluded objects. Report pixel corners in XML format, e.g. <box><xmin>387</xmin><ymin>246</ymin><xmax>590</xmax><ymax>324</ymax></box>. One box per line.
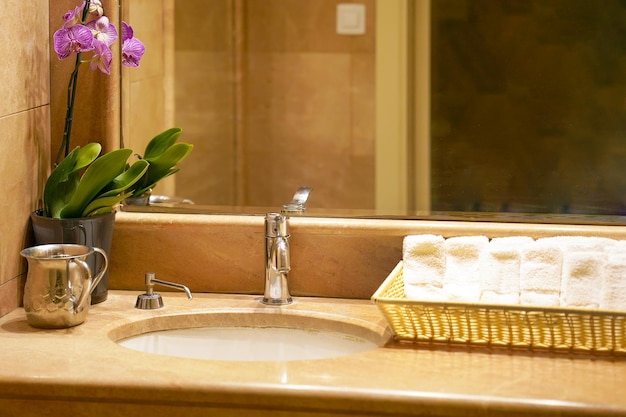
<box><xmin>282</xmin><ymin>186</ymin><xmax>312</xmax><ymax>214</ymax></box>
<box><xmin>262</xmin><ymin>187</ymin><xmax>312</xmax><ymax>305</ymax></box>
<box><xmin>262</xmin><ymin>212</ymin><xmax>292</xmax><ymax>305</ymax></box>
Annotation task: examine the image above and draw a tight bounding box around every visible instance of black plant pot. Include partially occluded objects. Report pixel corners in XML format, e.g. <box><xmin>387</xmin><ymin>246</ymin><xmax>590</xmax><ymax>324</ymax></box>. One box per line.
<box><xmin>30</xmin><ymin>210</ymin><xmax>115</xmax><ymax>304</ymax></box>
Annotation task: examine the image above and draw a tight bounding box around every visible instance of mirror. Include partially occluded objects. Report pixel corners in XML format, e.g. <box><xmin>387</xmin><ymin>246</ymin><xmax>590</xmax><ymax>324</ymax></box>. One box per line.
<box><xmin>122</xmin><ymin>0</ymin><xmax>626</xmax><ymax>223</ymax></box>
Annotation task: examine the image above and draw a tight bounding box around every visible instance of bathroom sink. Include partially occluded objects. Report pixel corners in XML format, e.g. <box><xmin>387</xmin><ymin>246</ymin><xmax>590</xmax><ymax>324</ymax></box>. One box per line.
<box><xmin>112</xmin><ymin>309</ymin><xmax>388</xmax><ymax>362</ymax></box>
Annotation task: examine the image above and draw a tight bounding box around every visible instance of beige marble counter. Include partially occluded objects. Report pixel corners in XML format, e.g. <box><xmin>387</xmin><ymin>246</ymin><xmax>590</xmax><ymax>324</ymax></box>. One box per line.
<box><xmin>1</xmin><ymin>291</ymin><xmax>626</xmax><ymax>417</ymax></box>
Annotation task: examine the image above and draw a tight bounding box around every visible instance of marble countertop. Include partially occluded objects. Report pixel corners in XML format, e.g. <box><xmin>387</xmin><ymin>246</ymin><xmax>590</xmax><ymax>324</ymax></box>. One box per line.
<box><xmin>1</xmin><ymin>291</ymin><xmax>625</xmax><ymax>417</ymax></box>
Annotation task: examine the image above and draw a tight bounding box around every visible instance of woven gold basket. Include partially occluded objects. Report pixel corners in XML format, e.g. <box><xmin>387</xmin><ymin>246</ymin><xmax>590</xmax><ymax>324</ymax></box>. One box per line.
<box><xmin>372</xmin><ymin>261</ymin><xmax>626</xmax><ymax>355</ymax></box>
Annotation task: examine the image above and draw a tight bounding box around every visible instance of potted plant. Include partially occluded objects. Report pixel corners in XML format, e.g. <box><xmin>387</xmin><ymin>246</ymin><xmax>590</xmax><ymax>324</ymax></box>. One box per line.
<box><xmin>32</xmin><ymin>0</ymin><xmax>192</xmax><ymax>304</ymax></box>
<box><xmin>123</xmin><ymin>127</ymin><xmax>194</xmax><ymax>206</ymax></box>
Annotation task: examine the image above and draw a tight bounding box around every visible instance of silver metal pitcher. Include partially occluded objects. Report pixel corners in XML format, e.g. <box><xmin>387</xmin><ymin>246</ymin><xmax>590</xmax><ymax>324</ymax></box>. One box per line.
<box><xmin>20</xmin><ymin>244</ymin><xmax>108</xmax><ymax>329</ymax></box>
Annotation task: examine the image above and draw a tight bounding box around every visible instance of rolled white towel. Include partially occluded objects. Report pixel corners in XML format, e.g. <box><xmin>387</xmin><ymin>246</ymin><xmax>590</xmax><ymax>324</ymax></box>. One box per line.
<box><xmin>601</xmin><ymin>254</ymin><xmax>626</xmax><ymax>311</ymax></box>
<box><xmin>560</xmin><ymin>252</ymin><xmax>603</xmax><ymax>308</ymax></box>
<box><xmin>540</xmin><ymin>236</ymin><xmax>613</xmax><ymax>308</ymax></box>
<box><xmin>480</xmin><ymin>290</ymin><xmax>521</xmax><ymax>305</ymax></box>
<box><xmin>402</xmin><ymin>235</ymin><xmax>446</xmax><ymax>287</ymax></box>
<box><xmin>520</xmin><ymin>240</ymin><xmax>562</xmax><ymax>292</ymax></box>
<box><xmin>443</xmin><ymin>235</ymin><xmax>489</xmax><ymax>302</ymax></box>
<box><xmin>538</xmin><ymin>236</ymin><xmax>615</xmax><ymax>253</ymax></box>
<box><xmin>519</xmin><ymin>240</ymin><xmax>562</xmax><ymax>307</ymax></box>
<box><xmin>519</xmin><ymin>292</ymin><xmax>560</xmax><ymax>307</ymax></box>
<box><xmin>404</xmin><ymin>282</ymin><xmax>446</xmax><ymax>301</ymax></box>
<box><xmin>479</xmin><ymin>236</ymin><xmax>533</xmax><ymax>304</ymax></box>
<box><xmin>490</xmin><ymin>236</ymin><xmax>535</xmax><ymax>247</ymax></box>
<box><xmin>607</xmin><ymin>239</ymin><xmax>626</xmax><ymax>257</ymax></box>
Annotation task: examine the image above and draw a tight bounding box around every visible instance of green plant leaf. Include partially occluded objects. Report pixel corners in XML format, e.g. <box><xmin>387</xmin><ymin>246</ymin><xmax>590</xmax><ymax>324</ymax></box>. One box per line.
<box><xmin>132</xmin><ymin>143</ymin><xmax>193</xmax><ymax>196</ymax></box>
<box><xmin>81</xmin><ymin>193</ymin><xmax>129</xmax><ymax>217</ymax></box>
<box><xmin>43</xmin><ymin>143</ymin><xmax>103</xmax><ymax>217</ymax></box>
<box><xmin>71</xmin><ymin>143</ymin><xmax>102</xmax><ymax>174</ymax></box>
<box><xmin>84</xmin><ymin>206</ymin><xmax>115</xmax><ymax>216</ymax></box>
<box><xmin>98</xmin><ymin>159</ymin><xmax>150</xmax><ymax>198</ymax></box>
<box><xmin>59</xmin><ymin>149</ymin><xmax>132</xmax><ymax>218</ymax></box>
<box><xmin>132</xmin><ymin>168</ymin><xmax>180</xmax><ymax>197</ymax></box>
<box><xmin>44</xmin><ymin>149</ymin><xmax>78</xmax><ymax>217</ymax></box>
<box><xmin>143</xmin><ymin>127</ymin><xmax>183</xmax><ymax>160</ymax></box>
<box><xmin>145</xmin><ymin>142</ymin><xmax>193</xmax><ymax>180</ymax></box>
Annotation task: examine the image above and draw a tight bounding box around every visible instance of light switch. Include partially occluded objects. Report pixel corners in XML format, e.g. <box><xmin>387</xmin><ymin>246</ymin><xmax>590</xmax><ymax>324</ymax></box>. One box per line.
<box><xmin>336</xmin><ymin>4</ymin><xmax>366</xmax><ymax>35</ymax></box>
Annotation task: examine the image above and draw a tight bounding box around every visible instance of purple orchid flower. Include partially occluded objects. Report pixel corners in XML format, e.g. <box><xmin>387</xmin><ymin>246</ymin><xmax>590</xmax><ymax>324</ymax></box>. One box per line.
<box><xmin>53</xmin><ymin>24</ymin><xmax>94</xmax><ymax>60</ymax></box>
<box><xmin>86</xmin><ymin>16</ymin><xmax>118</xmax><ymax>47</ymax></box>
<box><xmin>121</xmin><ymin>21</ymin><xmax>145</xmax><ymax>67</ymax></box>
<box><xmin>54</xmin><ymin>0</ymin><xmax>145</xmax><ymax>165</ymax></box>
<box><xmin>121</xmin><ymin>20</ymin><xmax>134</xmax><ymax>41</ymax></box>
<box><xmin>89</xmin><ymin>40</ymin><xmax>113</xmax><ymax>74</ymax></box>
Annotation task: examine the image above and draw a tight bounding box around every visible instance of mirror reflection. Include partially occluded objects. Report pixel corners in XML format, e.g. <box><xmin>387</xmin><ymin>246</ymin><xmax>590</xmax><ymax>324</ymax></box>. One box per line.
<box><xmin>431</xmin><ymin>0</ymin><xmax>626</xmax><ymax>216</ymax></box>
<box><xmin>122</xmin><ymin>0</ymin><xmax>626</xmax><ymax>221</ymax></box>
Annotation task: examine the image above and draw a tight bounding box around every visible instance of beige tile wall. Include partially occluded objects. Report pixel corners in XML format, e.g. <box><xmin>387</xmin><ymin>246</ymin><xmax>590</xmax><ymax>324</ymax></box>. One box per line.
<box><xmin>0</xmin><ymin>0</ymin><xmax>122</xmax><ymax>318</ymax></box>
<box><xmin>122</xmin><ymin>0</ymin><xmax>175</xmax><ymax>196</ymax></box>
<box><xmin>173</xmin><ymin>0</ymin><xmax>237</xmax><ymax>204</ymax></box>
<box><xmin>0</xmin><ymin>0</ymin><xmax>50</xmax><ymax>317</ymax></box>
<box><xmin>174</xmin><ymin>0</ymin><xmax>376</xmax><ymax>209</ymax></box>
<box><xmin>242</xmin><ymin>0</ymin><xmax>375</xmax><ymax>209</ymax></box>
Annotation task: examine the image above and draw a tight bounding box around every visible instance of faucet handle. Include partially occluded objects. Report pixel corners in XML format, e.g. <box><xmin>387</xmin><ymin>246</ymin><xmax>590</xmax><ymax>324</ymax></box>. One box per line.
<box><xmin>265</xmin><ymin>212</ymin><xmax>289</xmax><ymax>238</ymax></box>
<box><xmin>282</xmin><ymin>186</ymin><xmax>312</xmax><ymax>214</ymax></box>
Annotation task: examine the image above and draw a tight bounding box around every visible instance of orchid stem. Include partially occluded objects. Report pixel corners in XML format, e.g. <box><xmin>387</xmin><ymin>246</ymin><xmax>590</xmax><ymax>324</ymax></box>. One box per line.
<box><xmin>55</xmin><ymin>54</ymin><xmax>82</xmax><ymax>166</ymax></box>
<box><xmin>54</xmin><ymin>0</ymin><xmax>92</xmax><ymax>167</ymax></box>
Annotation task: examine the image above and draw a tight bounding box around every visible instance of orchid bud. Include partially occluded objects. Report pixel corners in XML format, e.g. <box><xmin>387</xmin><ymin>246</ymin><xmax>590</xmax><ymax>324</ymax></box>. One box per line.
<box><xmin>62</xmin><ymin>5</ymin><xmax>83</xmax><ymax>28</ymax></box>
<box><xmin>88</xmin><ymin>0</ymin><xmax>104</xmax><ymax>17</ymax></box>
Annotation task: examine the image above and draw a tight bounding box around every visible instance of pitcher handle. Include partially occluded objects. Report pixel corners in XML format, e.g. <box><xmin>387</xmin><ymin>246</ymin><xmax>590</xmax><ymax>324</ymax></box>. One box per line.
<box><xmin>89</xmin><ymin>247</ymin><xmax>109</xmax><ymax>293</ymax></box>
<box><xmin>73</xmin><ymin>258</ymin><xmax>93</xmax><ymax>313</ymax></box>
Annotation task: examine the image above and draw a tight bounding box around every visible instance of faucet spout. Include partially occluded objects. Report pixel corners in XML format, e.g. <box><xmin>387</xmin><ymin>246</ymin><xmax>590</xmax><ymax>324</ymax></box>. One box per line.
<box><xmin>262</xmin><ymin>213</ymin><xmax>293</xmax><ymax>305</ymax></box>
<box><xmin>135</xmin><ymin>272</ymin><xmax>193</xmax><ymax>309</ymax></box>
<box><xmin>272</xmin><ymin>237</ymin><xmax>290</xmax><ymax>273</ymax></box>
<box><xmin>151</xmin><ymin>276</ymin><xmax>193</xmax><ymax>300</ymax></box>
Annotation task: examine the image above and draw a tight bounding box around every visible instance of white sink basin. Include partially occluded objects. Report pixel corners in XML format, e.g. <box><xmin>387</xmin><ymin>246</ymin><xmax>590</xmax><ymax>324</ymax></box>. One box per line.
<box><xmin>113</xmin><ymin>309</ymin><xmax>388</xmax><ymax>362</ymax></box>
